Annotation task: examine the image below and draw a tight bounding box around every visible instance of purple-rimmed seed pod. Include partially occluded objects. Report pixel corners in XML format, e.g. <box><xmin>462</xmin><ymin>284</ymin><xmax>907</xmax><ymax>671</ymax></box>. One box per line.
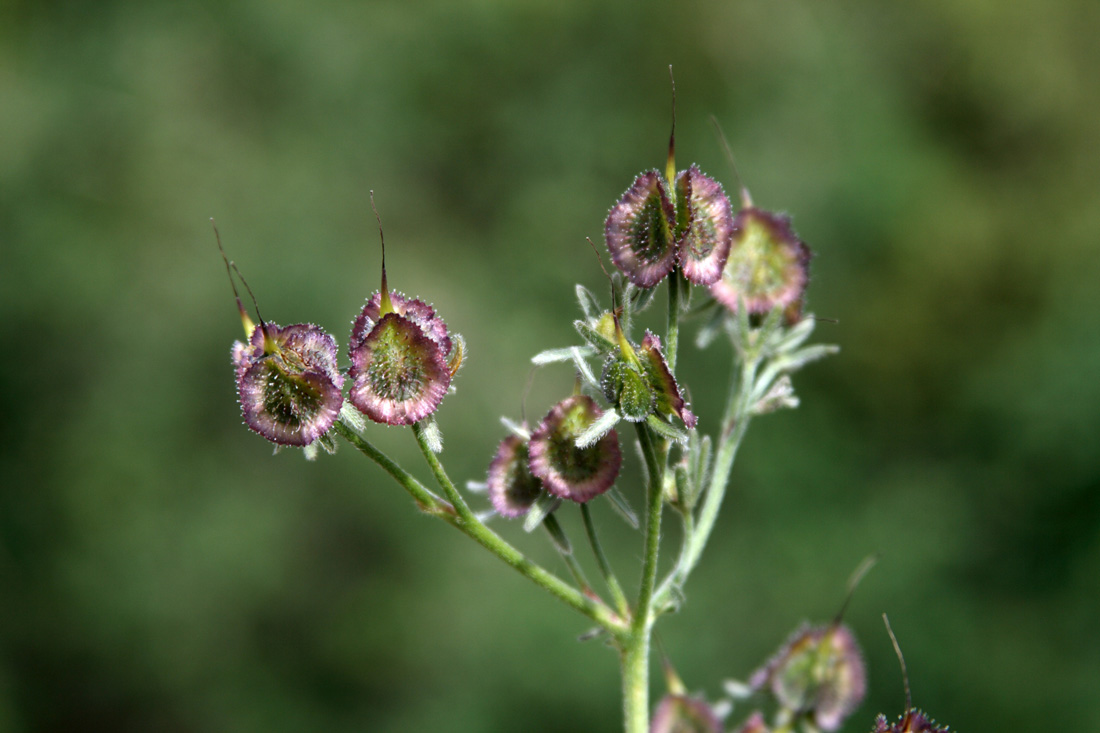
<box><xmin>872</xmin><ymin>710</ymin><xmax>949</xmax><ymax>733</ymax></box>
<box><xmin>638</xmin><ymin>331</ymin><xmax>697</xmax><ymax>429</ymax></box>
<box><xmin>349</xmin><ymin>196</ymin><xmax>461</xmax><ymax>426</ymax></box>
<box><xmin>749</xmin><ymin>623</ymin><xmax>866</xmax><ymax>732</ymax></box>
<box><xmin>233</xmin><ymin>322</ymin><xmax>345</xmax><ymax>447</ymax></box>
<box><xmin>486</xmin><ymin>434</ymin><xmax>544</xmax><ymax>518</ymax></box>
<box><xmin>528</xmin><ymin>395</ymin><xmax>622</xmax><ymax>503</ymax></box>
<box><xmin>710</xmin><ymin>208</ymin><xmax>812</xmax><ymax>324</ymax></box>
<box><xmin>650</xmin><ymin>694</ymin><xmax>722</xmax><ymax>733</ymax></box>
<box><xmin>605</xmin><ymin>171</ymin><xmax>677</xmax><ymax>288</ymax></box>
<box><xmin>673</xmin><ymin>165</ymin><xmax>734</xmax><ymax>286</ymax></box>
<box><xmin>348</xmin><ymin>304</ymin><xmax>451</xmax><ymax>426</ymax></box>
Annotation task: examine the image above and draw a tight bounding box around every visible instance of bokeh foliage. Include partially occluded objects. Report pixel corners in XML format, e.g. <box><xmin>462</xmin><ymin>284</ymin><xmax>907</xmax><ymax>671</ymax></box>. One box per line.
<box><xmin>2</xmin><ymin>0</ymin><xmax>1099</xmax><ymax>730</ymax></box>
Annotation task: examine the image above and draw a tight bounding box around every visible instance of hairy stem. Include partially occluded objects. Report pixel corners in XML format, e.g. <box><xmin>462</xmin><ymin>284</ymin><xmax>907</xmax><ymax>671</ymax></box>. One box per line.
<box><xmin>333</xmin><ymin>419</ymin><xmax>452</xmax><ymax>517</ymax></box>
<box><xmin>582</xmin><ymin>502</ymin><xmax>630</xmax><ymax>616</ymax></box>
<box><xmin>334</xmin><ymin>419</ymin><xmax>625</xmax><ymax>633</ymax></box>
<box><xmin>666</xmin><ymin>273</ymin><xmax>681</xmax><ymax>373</ymax></box>
<box><xmin>653</xmin><ymin>352</ymin><xmax>757</xmax><ymax>610</ymax></box>
<box><xmin>544</xmin><ymin>513</ymin><xmax>594</xmax><ymax>594</ymax></box>
<box><xmin>621</xmin><ymin>422</ymin><xmax>666</xmax><ymax>733</ymax></box>
<box><xmin>412</xmin><ymin>421</ymin><xmax>476</xmax><ymax>523</ymax></box>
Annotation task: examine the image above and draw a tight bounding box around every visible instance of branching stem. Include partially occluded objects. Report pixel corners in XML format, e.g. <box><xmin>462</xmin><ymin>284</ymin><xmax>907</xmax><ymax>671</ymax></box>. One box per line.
<box><xmin>333</xmin><ymin>419</ymin><xmax>626</xmax><ymax>634</ymax></box>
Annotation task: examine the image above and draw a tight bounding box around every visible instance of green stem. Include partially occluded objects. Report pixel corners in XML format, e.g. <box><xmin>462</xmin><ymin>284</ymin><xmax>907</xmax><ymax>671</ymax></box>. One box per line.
<box><xmin>412</xmin><ymin>421</ymin><xmax>476</xmax><ymax>523</ymax></box>
<box><xmin>621</xmin><ymin>629</ymin><xmax>651</xmax><ymax>733</ymax></box>
<box><xmin>621</xmin><ymin>422</ymin><xmax>666</xmax><ymax>733</ymax></box>
<box><xmin>666</xmin><ymin>273</ymin><xmax>681</xmax><ymax>373</ymax></box>
<box><xmin>653</xmin><ymin>354</ymin><xmax>757</xmax><ymax>610</ymax></box>
<box><xmin>334</xmin><ymin>419</ymin><xmax>625</xmax><ymax>633</ymax></box>
<box><xmin>544</xmin><ymin>513</ymin><xmax>593</xmax><ymax>594</ymax></box>
<box><xmin>634</xmin><ymin>423</ymin><xmax>665</xmax><ymax>625</ymax></box>
<box><xmin>333</xmin><ymin>420</ymin><xmax>452</xmax><ymax>517</ymax></box>
<box><xmin>686</xmin><ymin>357</ymin><xmax>755</xmax><ymax>573</ymax></box>
<box><xmin>581</xmin><ymin>503</ymin><xmax>629</xmax><ymax>616</ymax></box>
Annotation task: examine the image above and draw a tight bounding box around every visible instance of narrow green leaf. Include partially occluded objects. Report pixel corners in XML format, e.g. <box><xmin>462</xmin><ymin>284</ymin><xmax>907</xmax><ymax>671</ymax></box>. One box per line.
<box><xmin>606</xmin><ymin>486</ymin><xmax>639</xmax><ymax>529</ymax></box>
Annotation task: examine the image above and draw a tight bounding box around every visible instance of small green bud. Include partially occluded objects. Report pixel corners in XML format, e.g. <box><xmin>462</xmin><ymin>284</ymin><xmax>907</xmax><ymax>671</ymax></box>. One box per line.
<box><xmin>602</xmin><ymin>354</ymin><xmax>655</xmax><ymax>422</ymax></box>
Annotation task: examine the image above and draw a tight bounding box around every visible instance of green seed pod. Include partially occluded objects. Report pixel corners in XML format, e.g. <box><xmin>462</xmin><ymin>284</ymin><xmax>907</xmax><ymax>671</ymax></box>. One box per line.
<box><xmin>349</xmin><ymin>197</ymin><xmax>460</xmax><ymax>426</ymax></box>
<box><xmin>217</xmin><ymin>228</ymin><xmax>344</xmax><ymax>448</ymax></box>
<box><xmin>602</xmin><ymin>353</ymin><xmax>655</xmax><ymax>422</ymax></box>
<box><xmin>234</xmin><ymin>322</ymin><xmax>345</xmax><ymax>447</ymax></box>
<box><xmin>638</xmin><ymin>331</ymin><xmax>697</xmax><ymax>429</ymax></box>
<box><xmin>348</xmin><ymin>302</ymin><xmax>451</xmax><ymax>426</ymax></box>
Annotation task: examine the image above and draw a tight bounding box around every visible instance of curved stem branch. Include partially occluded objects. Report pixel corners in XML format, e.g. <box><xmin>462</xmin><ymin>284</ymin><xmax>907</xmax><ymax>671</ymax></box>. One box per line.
<box><xmin>544</xmin><ymin>513</ymin><xmax>594</xmax><ymax>594</ymax></box>
<box><xmin>582</xmin><ymin>502</ymin><xmax>629</xmax><ymax>616</ymax></box>
<box><xmin>653</xmin><ymin>353</ymin><xmax>757</xmax><ymax>610</ymax></box>
<box><xmin>333</xmin><ymin>419</ymin><xmax>452</xmax><ymax>517</ymax></box>
<box><xmin>634</xmin><ymin>422</ymin><xmax>665</xmax><ymax>628</ymax></box>
<box><xmin>334</xmin><ymin>419</ymin><xmax>626</xmax><ymax>634</ymax></box>
<box><xmin>412</xmin><ymin>421</ymin><xmax>476</xmax><ymax>523</ymax></box>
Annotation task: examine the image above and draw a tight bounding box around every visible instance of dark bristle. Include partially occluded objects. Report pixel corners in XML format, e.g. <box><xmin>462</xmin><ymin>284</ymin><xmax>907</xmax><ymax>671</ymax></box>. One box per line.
<box><xmin>369</xmin><ymin>190</ymin><xmax>389</xmax><ymax>294</ymax></box>
<box><xmin>709</xmin><ymin>115</ymin><xmax>752</xmax><ymax>208</ymax></box>
<box><xmin>883</xmin><ymin>614</ymin><xmax>913</xmax><ymax>717</ymax></box>
<box><xmin>212</xmin><ymin>218</ymin><xmax>266</xmax><ymax>328</ymax></box>
<box><xmin>585</xmin><ymin>236</ymin><xmax>623</xmax><ymax>324</ymax></box>
<box><xmin>832</xmin><ymin>553</ymin><xmax>878</xmax><ymax>625</ymax></box>
<box><xmin>666</xmin><ymin>65</ymin><xmax>677</xmax><ymax>174</ymax></box>
<box><xmin>230</xmin><ymin>260</ymin><xmax>267</xmax><ymax>329</ymax></box>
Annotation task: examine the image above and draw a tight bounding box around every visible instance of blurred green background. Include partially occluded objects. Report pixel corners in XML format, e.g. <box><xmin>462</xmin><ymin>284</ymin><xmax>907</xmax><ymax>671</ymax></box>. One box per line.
<box><xmin>2</xmin><ymin>0</ymin><xmax>1098</xmax><ymax>730</ymax></box>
